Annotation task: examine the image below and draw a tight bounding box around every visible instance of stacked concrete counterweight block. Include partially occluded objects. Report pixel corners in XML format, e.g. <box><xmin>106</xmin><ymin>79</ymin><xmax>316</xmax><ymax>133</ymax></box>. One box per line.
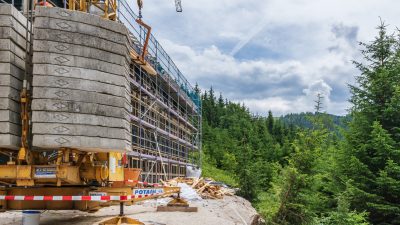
<box><xmin>0</xmin><ymin>4</ymin><xmax>31</xmax><ymax>150</ymax></box>
<box><xmin>31</xmin><ymin>7</ymin><xmax>132</xmax><ymax>152</ymax></box>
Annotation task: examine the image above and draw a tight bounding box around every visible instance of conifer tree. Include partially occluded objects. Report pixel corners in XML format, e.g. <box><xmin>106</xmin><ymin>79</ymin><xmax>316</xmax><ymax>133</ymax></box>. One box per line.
<box><xmin>267</xmin><ymin>110</ymin><xmax>274</xmax><ymax>134</ymax></box>
<box><xmin>341</xmin><ymin>22</ymin><xmax>400</xmax><ymax>224</ymax></box>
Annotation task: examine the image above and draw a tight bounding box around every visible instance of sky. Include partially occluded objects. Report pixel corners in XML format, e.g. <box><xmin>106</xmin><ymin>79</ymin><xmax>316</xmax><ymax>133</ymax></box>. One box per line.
<box><xmin>137</xmin><ymin>0</ymin><xmax>400</xmax><ymax>116</ymax></box>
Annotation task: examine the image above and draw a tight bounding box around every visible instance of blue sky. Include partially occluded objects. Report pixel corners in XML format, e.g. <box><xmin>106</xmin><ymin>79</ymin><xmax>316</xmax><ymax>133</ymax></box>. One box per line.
<box><xmin>137</xmin><ymin>0</ymin><xmax>399</xmax><ymax>116</ymax></box>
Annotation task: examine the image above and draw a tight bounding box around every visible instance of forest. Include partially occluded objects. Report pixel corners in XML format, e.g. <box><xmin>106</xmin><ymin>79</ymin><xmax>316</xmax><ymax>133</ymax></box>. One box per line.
<box><xmin>199</xmin><ymin>23</ymin><xmax>400</xmax><ymax>224</ymax></box>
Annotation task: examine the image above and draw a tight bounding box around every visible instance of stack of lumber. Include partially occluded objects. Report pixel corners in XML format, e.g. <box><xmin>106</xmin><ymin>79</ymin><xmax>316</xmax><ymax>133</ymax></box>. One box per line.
<box><xmin>162</xmin><ymin>177</ymin><xmax>235</xmax><ymax>199</ymax></box>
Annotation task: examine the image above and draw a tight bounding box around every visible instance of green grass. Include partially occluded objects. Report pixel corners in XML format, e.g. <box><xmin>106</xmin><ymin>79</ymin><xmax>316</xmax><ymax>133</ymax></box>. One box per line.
<box><xmin>201</xmin><ymin>161</ymin><xmax>238</xmax><ymax>187</ymax></box>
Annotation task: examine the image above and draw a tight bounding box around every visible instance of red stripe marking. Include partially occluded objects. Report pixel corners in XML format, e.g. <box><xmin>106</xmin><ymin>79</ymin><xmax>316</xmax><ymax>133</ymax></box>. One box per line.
<box><xmin>81</xmin><ymin>196</ymin><xmax>91</xmax><ymax>201</ymax></box>
<box><xmin>0</xmin><ymin>192</ymin><xmax>169</xmax><ymax>201</ymax></box>
<box><xmin>24</xmin><ymin>196</ymin><xmax>34</xmax><ymax>200</ymax></box>
<box><xmin>101</xmin><ymin>196</ymin><xmax>110</xmax><ymax>201</ymax></box>
<box><xmin>5</xmin><ymin>196</ymin><xmax>14</xmax><ymax>200</ymax></box>
<box><xmin>62</xmin><ymin>196</ymin><xmax>72</xmax><ymax>201</ymax></box>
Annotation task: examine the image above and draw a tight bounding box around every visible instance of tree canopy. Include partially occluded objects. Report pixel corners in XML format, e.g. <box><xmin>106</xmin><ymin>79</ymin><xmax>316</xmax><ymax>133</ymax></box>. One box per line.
<box><xmin>200</xmin><ymin>22</ymin><xmax>400</xmax><ymax>225</ymax></box>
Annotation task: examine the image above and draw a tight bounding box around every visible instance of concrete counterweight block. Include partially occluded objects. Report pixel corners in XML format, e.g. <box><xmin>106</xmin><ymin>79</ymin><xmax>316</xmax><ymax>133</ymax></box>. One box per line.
<box><xmin>0</xmin><ymin>3</ymin><xmax>30</xmax><ymax>150</ymax></box>
<box><xmin>31</xmin><ymin>7</ymin><xmax>132</xmax><ymax>152</ymax></box>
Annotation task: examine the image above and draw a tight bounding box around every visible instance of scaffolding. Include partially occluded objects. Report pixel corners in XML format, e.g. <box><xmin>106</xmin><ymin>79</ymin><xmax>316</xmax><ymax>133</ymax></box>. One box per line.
<box><xmin>117</xmin><ymin>0</ymin><xmax>202</xmax><ymax>183</ymax></box>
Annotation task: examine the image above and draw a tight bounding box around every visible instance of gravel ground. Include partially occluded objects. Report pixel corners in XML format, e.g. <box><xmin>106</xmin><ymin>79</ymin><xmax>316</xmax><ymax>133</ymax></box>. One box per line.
<box><xmin>0</xmin><ymin>196</ymin><xmax>262</xmax><ymax>225</ymax></box>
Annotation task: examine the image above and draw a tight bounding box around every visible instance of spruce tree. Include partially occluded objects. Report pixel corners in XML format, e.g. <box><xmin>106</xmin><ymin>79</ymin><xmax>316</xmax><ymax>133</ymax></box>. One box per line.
<box><xmin>267</xmin><ymin>110</ymin><xmax>274</xmax><ymax>134</ymax></box>
<box><xmin>341</xmin><ymin>22</ymin><xmax>400</xmax><ymax>224</ymax></box>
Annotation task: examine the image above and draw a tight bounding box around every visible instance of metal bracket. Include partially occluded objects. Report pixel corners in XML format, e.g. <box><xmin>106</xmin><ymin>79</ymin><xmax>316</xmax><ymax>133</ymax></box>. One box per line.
<box><xmin>99</xmin><ymin>202</ymin><xmax>144</xmax><ymax>225</ymax></box>
<box><xmin>157</xmin><ymin>194</ymin><xmax>198</xmax><ymax>212</ymax></box>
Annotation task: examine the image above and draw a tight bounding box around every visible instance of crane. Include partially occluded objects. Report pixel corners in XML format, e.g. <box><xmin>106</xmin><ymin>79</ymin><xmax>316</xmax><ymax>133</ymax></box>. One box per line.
<box><xmin>134</xmin><ymin>0</ymin><xmax>182</xmax><ymax>73</ymax></box>
<box><xmin>137</xmin><ymin>0</ymin><xmax>182</xmax><ymax>17</ymax></box>
<box><xmin>175</xmin><ymin>0</ymin><xmax>182</xmax><ymax>12</ymax></box>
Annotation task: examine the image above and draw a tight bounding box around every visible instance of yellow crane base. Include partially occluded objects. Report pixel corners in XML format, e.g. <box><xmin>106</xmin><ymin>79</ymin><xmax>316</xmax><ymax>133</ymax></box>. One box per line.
<box><xmin>99</xmin><ymin>216</ymin><xmax>144</xmax><ymax>225</ymax></box>
<box><xmin>99</xmin><ymin>201</ymin><xmax>144</xmax><ymax>225</ymax></box>
<box><xmin>156</xmin><ymin>197</ymin><xmax>198</xmax><ymax>212</ymax></box>
<box><xmin>167</xmin><ymin>197</ymin><xmax>189</xmax><ymax>207</ymax></box>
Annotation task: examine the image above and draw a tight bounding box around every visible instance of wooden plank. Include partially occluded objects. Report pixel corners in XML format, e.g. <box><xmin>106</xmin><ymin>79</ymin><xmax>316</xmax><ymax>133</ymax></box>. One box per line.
<box><xmin>156</xmin><ymin>206</ymin><xmax>198</xmax><ymax>212</ymax></box>
<box><xmin>196</xmin><ymin>181</ymin><xmax>212</xmax><ymax>193</ymax></box>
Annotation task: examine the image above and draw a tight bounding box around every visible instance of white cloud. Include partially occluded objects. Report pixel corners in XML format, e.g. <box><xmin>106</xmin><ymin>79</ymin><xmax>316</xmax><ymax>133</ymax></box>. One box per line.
<box><xmin>303</xmin><ymin>80</ymin><xmax>332</xmax><ymax>98</ymax></box>
<box><xmin>230</xmin><ymin>17</ymin><xmax>269</xmax><ymax>56</ymax></box>
<box><xmin>135</xmin><ymin>0</ymin><xmax>400</xmax><ymax>116</ymax></box>
<box><xmin>242</xmin><ymin>97</ymin><xmax>292</xmax><ymax>116</ymax></box>
<box><xmin>240</xmin><ymin>79</ymin><xmax>347</xmax><ymax>116</ymax></box>
<box><xmin>160</xmin><ymin>39</ymin><xmax>353</xmax><ymax>115</ymax></box>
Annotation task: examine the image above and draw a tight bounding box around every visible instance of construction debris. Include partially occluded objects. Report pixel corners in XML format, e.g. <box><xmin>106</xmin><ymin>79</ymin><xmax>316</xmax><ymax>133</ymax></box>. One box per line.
<box><xmin>176</xmin><ymin>183</ymin><xmax>202</xmax><ymax>201</ymax></box>
<box><xmin>162</xmin><ymin>177</ymin><xmax>235</xmax><ymax>199</ymax></box>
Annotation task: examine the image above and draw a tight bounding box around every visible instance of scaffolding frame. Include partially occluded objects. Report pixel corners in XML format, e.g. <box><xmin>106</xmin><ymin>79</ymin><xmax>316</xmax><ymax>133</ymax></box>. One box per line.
<box><xmin>117</xmin><ymin>0</ymin><xmax>202</xmax><ymax>183</ymax></box>
<box><xmin>127</xmin><ymin>62</ymin><xmax>201</xmax><ymax>183</ymax></box>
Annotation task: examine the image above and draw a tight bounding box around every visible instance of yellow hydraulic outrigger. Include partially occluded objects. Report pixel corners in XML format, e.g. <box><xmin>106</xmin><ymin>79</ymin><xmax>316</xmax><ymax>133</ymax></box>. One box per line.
<box><xmin>17</xmin><ymin>80</ymin><xmax>30</xmax><ymax>165</ymax></box>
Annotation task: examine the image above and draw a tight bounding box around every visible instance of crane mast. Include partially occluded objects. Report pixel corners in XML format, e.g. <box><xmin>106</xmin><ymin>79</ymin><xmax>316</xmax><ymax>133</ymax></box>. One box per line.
<box><xmin>137</xmin><ymin>0</ymin><xmax>183</xmax><ymax>16</ymax></box>
<box><xmin>175</xmin><ymin>0</ymin><xmax>182</xmax><ymax>12</ymax></box>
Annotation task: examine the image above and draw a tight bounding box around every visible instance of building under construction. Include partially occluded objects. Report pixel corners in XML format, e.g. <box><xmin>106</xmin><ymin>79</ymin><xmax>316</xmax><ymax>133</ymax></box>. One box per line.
<box><xmin>0</xmin><ymin>0</ymin><xmax>201</xmax><ymax>189</ymax></box>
